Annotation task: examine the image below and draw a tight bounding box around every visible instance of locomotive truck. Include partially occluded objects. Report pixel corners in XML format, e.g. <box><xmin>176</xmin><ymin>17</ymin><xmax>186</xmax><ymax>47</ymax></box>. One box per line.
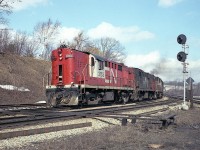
<box><xmin>46</xmin><ymin>45</ymin><xmax>163</xmax><ymax>107</ymax></box>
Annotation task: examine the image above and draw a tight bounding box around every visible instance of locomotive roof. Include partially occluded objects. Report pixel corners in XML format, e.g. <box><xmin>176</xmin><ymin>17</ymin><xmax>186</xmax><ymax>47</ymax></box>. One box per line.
<box><xmin>81</xmin><ymin>49</ymin><xmax>123</xmax><ymax>63</ymax></box>
<box><xmin>91</xmin><ymin>53</ymin><xmax>105</xmax><ymax>61</ymax></box>
<box><xmin>55</xmin><ymin>47</ymin><xmax>163</xmax><ymax>82</ymax></box>
<box><xmin>59</xmin><ymin>48</ymin><xmax>119</xmax><ymax>63</ymax></box>
<box><xmin>57</xmin><ymin>47</ymin><xmax>122</xmax><ymax>63</ymax></box>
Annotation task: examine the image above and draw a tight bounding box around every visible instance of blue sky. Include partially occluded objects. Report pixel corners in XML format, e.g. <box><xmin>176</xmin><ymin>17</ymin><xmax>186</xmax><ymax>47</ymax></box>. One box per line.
<box><xmin>5</xmin><ymin>0</ymin><xmax>200</xmax><ymax>82</ymax></box>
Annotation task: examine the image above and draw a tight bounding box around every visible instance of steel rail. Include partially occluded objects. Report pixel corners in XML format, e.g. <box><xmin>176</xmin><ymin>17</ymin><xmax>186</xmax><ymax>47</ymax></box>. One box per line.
<box><xmin>0</xmin><ymin>98</ymin><xmax>179</xmax><ymax>139</ymax></box>
<box><xmin>0</xmin><ymin>98</ymin><xmax>178</xmax><ymax>128</ymax></box>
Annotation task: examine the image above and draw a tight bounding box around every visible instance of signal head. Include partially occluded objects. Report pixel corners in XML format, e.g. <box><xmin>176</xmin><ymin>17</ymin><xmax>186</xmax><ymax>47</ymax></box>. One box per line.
<box><xmin>177</xmin><ymin>51</ymin><xmax>187</xmax><ymax>62</ymax></box>
<box><xmin>177</xmin><ymin>34</ymin><xmax>187</xmax><ymax>44</ymax></box>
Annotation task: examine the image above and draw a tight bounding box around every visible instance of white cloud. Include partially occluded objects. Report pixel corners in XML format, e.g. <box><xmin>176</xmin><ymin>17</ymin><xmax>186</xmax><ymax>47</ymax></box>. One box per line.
<box><xmin>56</xmin><ymin>22</ymin><xmax>155</xmax><ymax>44</ymax></box>
<box><xmin>125</xmin><ymin>51</ymin><xmax>200</xmax><ymax>82</ymax></box>
<box><xmin>125</xmin><ymin>51</ymin><xmax>160</xmax><ymax>70</ymax></box>
<box><xmin>0</xmin><ymin>24</ymin><xmax>9</xmax><ymax>29</ymax></box>
<box><xmin>12</xmin><ymin>0</ymin><xmax>49</xmax><ymax>11</ymax></box>
<box><xmin>56</xmin><ymin>27</ymin><xmax>81</xmax><ymax>43</ymax></box>
<box><xmin>87</xmin><ymin>22</ymin><xmax>155</xmax><ymax>43</ymax></box>
<box><xmin>158</xmin><ymin>0</ymin><xmax>183</xmax><ymax>7</ymax></box>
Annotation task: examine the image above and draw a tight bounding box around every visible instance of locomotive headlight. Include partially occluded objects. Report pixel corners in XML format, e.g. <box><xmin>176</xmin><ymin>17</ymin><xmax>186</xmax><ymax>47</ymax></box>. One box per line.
<box><xmin>58</xmin><ymin>49</ymin><xmax>62</xmax><ymax>54</ymax></box>
<box><xmin>59</xmin><ymin>57</ymin><xmax>63</xmax><ymax>61</ymax></box>
<box><xmin>59</xmin><ymin>54</ymin><xmax>62</xmax><ymax>57</ymax></box>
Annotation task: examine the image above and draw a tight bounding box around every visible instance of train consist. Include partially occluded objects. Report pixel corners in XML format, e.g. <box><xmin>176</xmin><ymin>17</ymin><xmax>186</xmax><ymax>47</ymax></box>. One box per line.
<box><xmin>46</xmin><ymin>45</ymin><xmax>164</xmax><ymax>107</ymax></box>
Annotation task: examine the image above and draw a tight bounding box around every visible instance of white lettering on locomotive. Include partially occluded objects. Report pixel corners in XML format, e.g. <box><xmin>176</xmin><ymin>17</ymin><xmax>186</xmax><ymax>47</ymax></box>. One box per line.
<box><xmin>98</xmin><ymin>71</ymin><xmax>105</xmax><ymax>78</ymax></box>
<box><xmin>105</xmin><ymin>67</ymin><xmax>117</xmax><ymax>84</ymax></box>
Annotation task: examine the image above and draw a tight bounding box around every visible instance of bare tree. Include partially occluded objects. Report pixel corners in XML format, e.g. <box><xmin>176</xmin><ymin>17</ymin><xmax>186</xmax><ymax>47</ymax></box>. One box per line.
<box><xmin>39</xmin><ymin>43</ymin><xmax>53</xmax><ymax>60</ymax></box>
<box><xmin>68</xmin><ymin>31</ymin><xmax>89</xmax><ymax>51</ymax></box>
<box><xmin>67</xmin><ymin>31</ymin><xmax>102</xmax><ymax>55</ymax></box>
<box><xmin>33</xmin><ymin>18</ymin><xmax>61</xmax><ymax>60</ymax></box>
<box><xmin>94</xmin><ymin>37</ymin><xmax>126</xmax><ymax>63</ymax></box>
<box><xmin>0</xmin><ymin>0</ymin><xmax>21</xmax><ymax>24</ymax></box>
<box><xmin>84</xmin><ymin>43</ymin><xmax>102</xmax><ymax>55</ymax></box>
<box><xmin>67</xmin><ymin>32</ymin><xmax>126</xmax><ymax>62</ymax></box>
<box><xmin>22</xmin><ymin>36</ymin><xmax>39</xmax><ymax>57</ymax></box>
<box><xmin>0</xmin><ymin>30</ymin><xmax>38</xmax><ymax>57</ymax></box>
<box><xmin>9</xmin><ymin>31</ymin><xmax>27</xmax><ymax>55</ymax></box>
<box><xmin>0</xmin><ymin>29</ymin><xmax>11</xmax><ymax>52</ymax></box>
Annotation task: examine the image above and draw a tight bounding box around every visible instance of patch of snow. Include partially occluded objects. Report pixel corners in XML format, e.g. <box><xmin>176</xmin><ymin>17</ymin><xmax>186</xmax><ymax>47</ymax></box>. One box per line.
<box><xmin>18</xmin><ymin>87</ymin><xmax>30</xmax><ymax>91</ymax></box>
<box><xmin>35</xmin><ymin>101</ymin><xmax>46</xmax><ymax>104</ymax></box>
<box><xmin>0</xmin><ymin>85</ymin><xmax>30</xmax><ymax>92</ymax></box>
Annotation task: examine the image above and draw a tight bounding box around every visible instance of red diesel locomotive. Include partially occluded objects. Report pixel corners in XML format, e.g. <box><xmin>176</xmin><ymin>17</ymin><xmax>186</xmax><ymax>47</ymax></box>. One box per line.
<box><xmin>46</xmin><ymin>45</ymin><xmax>163</xmax><ymax>107</ymax></box>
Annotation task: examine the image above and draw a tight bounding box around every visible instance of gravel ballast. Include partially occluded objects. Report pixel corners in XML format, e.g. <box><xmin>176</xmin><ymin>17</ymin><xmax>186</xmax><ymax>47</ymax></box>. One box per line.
<box><xmin>1</xmin><ymin>100</ymin><xmax>199</xmax><ymax>150</ymax></box>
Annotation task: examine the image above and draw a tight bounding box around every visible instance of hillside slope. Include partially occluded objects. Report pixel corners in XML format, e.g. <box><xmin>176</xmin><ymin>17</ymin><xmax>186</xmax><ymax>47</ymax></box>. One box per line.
<box><xmin>0</xmin><ymin>53</ymin><xmax>51</xmax><ymax>105</ymax></box>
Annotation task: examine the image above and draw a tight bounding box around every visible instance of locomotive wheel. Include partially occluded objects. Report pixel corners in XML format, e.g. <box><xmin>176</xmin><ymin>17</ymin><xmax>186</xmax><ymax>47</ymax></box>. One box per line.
<box><xmin>153</xmin><ymin>94</ymin><xmax>157</xmax><ymax>100</ymax></box>
<box><xmin>133</xmin><ymin>95</ymin><xmax>139</xmax><ymax>101</ymax></box>
<box><xmin>149</xmin><ymin>94</ymin><xmax>153</xmax><ymax>100</ymax></box>
<box><xmin>122</xmin><ymin>94</ymin><xmax>129</xmax><ymax>104</ymax></box>
<box><xmin>138</xmin><ymin>95</ymin><xmax>144</xmax><ymax>101</ymax></box>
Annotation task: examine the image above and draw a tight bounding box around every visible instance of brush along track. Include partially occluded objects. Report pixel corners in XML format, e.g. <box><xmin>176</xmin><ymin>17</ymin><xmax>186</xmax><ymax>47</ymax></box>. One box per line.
<box><xmin>0</xmin><ymin>103</ymin><xmax>47</xmax><ymax>111</ymax></box>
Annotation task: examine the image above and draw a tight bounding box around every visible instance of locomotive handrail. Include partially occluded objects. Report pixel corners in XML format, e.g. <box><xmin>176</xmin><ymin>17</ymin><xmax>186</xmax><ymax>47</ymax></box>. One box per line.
<box><xmin>74</xmin><ymin>70</ymin><xmax>81</xmax><ymax>84</ymax></box>
<box><xmin>82</xmin><ymin>63</ymin><xmax>89</xmax><ymax>94</ymax></box>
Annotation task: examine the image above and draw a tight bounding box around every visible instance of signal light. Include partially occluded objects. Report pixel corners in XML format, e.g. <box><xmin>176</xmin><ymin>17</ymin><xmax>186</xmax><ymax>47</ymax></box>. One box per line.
<box><xmin>177</xmin><ymin>51</ymin><xmax>187</xmax><ymax>62</ymax></box>
<box><xmin>177</xmin><ymin>34</ymin><xmax>187</xmax><ymax>45</ymax></box>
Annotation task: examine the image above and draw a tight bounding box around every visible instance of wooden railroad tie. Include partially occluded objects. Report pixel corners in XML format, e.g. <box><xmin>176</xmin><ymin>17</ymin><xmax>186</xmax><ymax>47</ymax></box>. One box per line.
<box><xmin>97</xmin><ymin>113</ymin><xmax>176</xmax><ymax>128</ymax></box>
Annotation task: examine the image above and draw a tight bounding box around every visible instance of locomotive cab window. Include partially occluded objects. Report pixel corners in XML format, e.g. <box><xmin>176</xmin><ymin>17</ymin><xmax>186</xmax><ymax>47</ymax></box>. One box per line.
<box><xmin>105</xmin><ymin>61</ymin><xmax>108</xmax><ymax>67</ymax></box>
<box><xmin>91</xmin><ymin>57</ymin><xmax>95</xmax><ymax>66</ymax></box>
<box><xmin>118</xmin><ymin>65</ymin><xmax>122</xmax><ymax>71</ymax></box>
<box><xmin>98</xmin><ymin>61</ymin><xmax>104</xmax><ymax>70</ymax></box>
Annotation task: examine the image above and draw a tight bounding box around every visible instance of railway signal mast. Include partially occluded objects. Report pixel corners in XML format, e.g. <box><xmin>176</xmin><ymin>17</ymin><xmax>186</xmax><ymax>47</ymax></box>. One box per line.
<box><xmin>177</xmin><ymin>34</ymin><xmax>189</xmax><ymax>109</ymax></box>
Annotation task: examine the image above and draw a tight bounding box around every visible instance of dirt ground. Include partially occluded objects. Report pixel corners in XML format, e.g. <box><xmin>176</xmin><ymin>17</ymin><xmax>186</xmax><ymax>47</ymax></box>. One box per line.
<box><xmin>3</xmin><ymin>105</ymin><xmax>199</xmax><ymax>150</ymax></box>
<box><xmin>0</xmin><ymin>54</ymin><xmax>51</xmax><ymax>105</ymax></box>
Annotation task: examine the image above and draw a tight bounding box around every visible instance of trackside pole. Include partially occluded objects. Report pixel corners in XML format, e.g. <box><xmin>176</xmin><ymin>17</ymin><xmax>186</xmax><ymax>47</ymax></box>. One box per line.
<box><xmin>181</xmin><ymin>45</ymin><xmax>189</xmax><ymax>110</ymax></box>
<box><xmin>183</xmin><ymin>70</ymin><xmax>186</xmax><ymax>105</ymax></box>
<box><xmin>176</xmin><ymin>34</ymin><xmax>189</xmax><ymax>110</ymax></box>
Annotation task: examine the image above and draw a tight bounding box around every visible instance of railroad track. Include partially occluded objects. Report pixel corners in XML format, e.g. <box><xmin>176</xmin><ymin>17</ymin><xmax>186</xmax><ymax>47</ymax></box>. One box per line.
<box><xmin>0</xmin><ymin>98</ymin><xmax>179</xmax><ymax>128</ymax></box>
<box><xmin>0</xmin><ymin>99</ymin><xmax>175</xmax><ymax>126</ymax></box>
<box><xmin>165</xmin><ymin>94</ymin><xmax>200</xmax><ymax>104</ymax></box>
<box><xmin>0</xmin><ymin>98</ymin><xmax>179</xmax><ymax>140</ymax></box>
